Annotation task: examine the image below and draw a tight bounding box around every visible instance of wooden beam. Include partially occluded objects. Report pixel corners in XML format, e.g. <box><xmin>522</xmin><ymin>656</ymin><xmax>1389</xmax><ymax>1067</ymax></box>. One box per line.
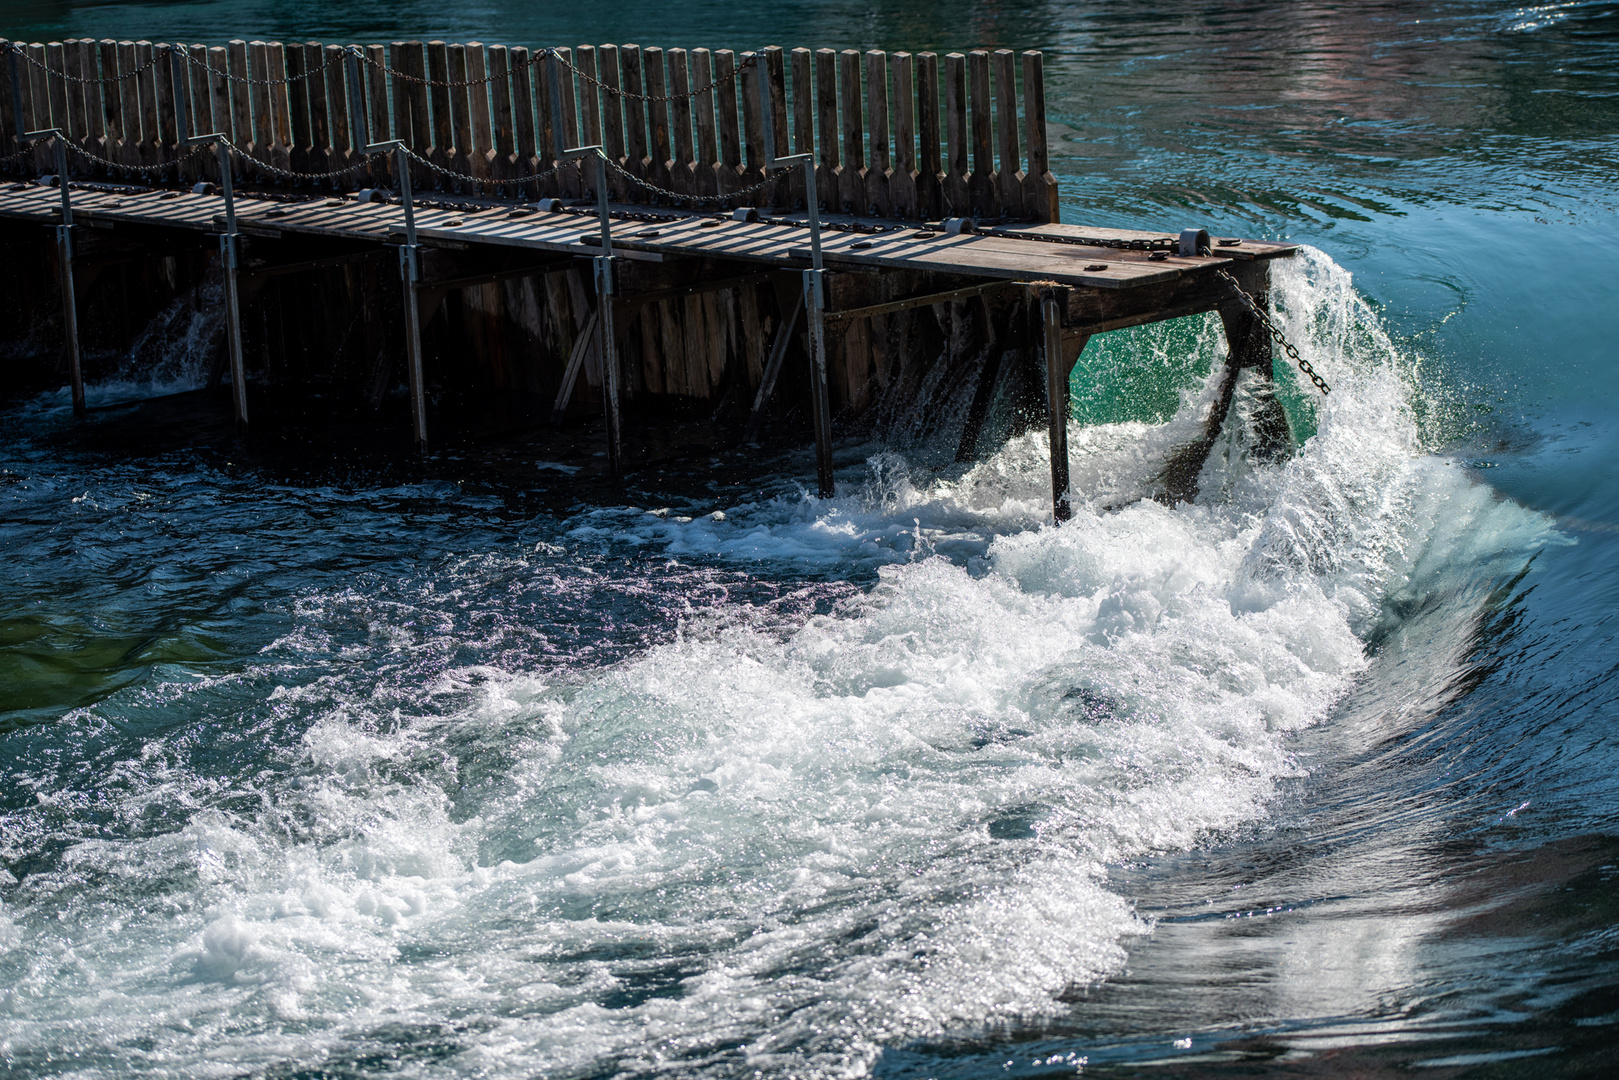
<box><xmin>823</xmin><ymin>279</ymin><xmax>1016</xmax><ymax>324</ymax></box>
<box><xmin>744</xmin><ymin>285</ymin><xmax>803</xmax><ymax>443</ymax></box>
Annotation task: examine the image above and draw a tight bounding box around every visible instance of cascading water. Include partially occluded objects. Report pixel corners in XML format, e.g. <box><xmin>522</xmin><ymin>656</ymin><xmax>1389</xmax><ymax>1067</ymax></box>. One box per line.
<box><xmin>0</xmin><ymin>245</ymin><xmax>1561</xmax><ymax>1077</ymax></box>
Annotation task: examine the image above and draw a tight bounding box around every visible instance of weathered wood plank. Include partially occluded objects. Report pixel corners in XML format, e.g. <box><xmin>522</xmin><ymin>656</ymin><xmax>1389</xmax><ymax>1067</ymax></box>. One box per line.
<box><xmin>510</xmin><ymin>47</ymin><xmax>538</xmax><ymax>195</ymax></box>
<box><xmin>0</xmin><ymin>41</ymin><xmax>17</xmax><ymax>164</ymax></box>
<box><xmin>365</xmin><ymin>44</ymin><xmax>390</xmax><ymax>184</ymax></box>
<box><xmin>620</xmin><ymin>44</ymin><xmax>648</xmax><ymax>185</ymax></box>
<box><xmin>739</xmin><ymin>51</ymin><xmax>765</xmax><ymax>202</ymax></box>
<box><xmin>1022</xmin><ymin>50</ymin><xmax>1058</xmax><ymax>223</ymax></box>
<box><xmin>426</xmin><ymin>41</ymin><xmax>454</xmax><ymax>185</ymax></box>
<box><xmin>227</xmin><ymin>40</ymin><xmax>251</xmax><ymax>164</ymax></box>
<box><xmin>715</xmin><ymin>50</ymin><xmax>742</xmax><ymax>200</ymax></box>
<box><xmin>489</xmin><ymin>44</ymin><xmax>515</xmax><ymax>187</ymax></box>
<box><xmin>98</xmin><ymin>41</ymin><xmax>125</xmax><ymax>164</ymax></box>
<box><xmin>789</xmin><ymin>47</ymin><xmax>813</xmax><ymax>210</ymax></box>
<box><xmin>303</xmin><ymin>43</ymin><xmax>329</xmax><ymax>178</ymax></box>
<box><xmin>323</xmin><ymin>44</ymin><xmax>351</xmax><ymax>185</ymax></box>
<box><xmin>815</xmin><ymin>48</ymin><xmax>838</xmax><ymax>211</ymax></box>
<box><xmin>763</xmin><ymin>45</ymin><xmax>791</xmax><ymax>207</ymax></box>
<box><xmin>155</xmin><ymin>40</ymin><xmax>181</xmax><ymax>177</ymax></box>
<box><xmin>597</xmin><ymin>44</ymin><xmax>627</xmax><ymax>198</ymax></box>
<box><xmin>864</xmin><ymin>50</ymin><xmax>891</xmax><ymax>217</ymax></box>
<box><xmin>838</xmin><ymin>49</ymin><xmax>866</xmax><ymax>215</ymax></box>
<box><xmin>644</xmin><ymin>47</ymin><xmax>671</xmax><ymax>191</ymax></box>
<box><xmin>462</xmin><ymin>43</ymin><xmax>492</xmax><ymax>183</ymax></box>
<box><xmin>399</xmin><ymin>41</ymin><xmax>431</xmax><ymax>185</ymax></box>
<box><xmin>692</xmin><ymin>48</ymin><xmax>719</xmax><ymax>199</ymax></box>
<box><xmin>993</xmin><ymin>49</ymin><xmax>1023</xmax><ymax>220</ymax></box>
<box><xmin>446</xmin><ymin>44</ymin><xmax>474</xmax><ymax>189</ymax></box>
<box><xmin>668</xmin><ymin>49</ymin><xmax>694</xmax><ymax>198</ymax></box>
<box><xmin>967</xmin><ymin>50</ymin><xmax>996</xmax><ymax>218</ymax></box>
<box><xmin>285</xmin><ymin>44</ymin><xmax>312</xmax><ymax>179</ymax></box>
<box><xmin>942</xmin><ymin>52</ymin><xmax>967</xmax><ymax>216</ymax></box>
<box><xmin>890</xmin><ymin>51</ymin><xmax>918</xmax><ymax>219</ymax></box>
<box><xmin>119</xmin><ymin>41</ymin><xmax>146</xmax><ymax>173</ymax></box>
<box><xmin>45</xmin><ymin>41</ymin><xmax>69</xmax><ymax>138</ymax></box>
<box><xmin>265</xmin><ymin>42</ymin><xmax>293</xmax><ymax>173</ymax></box>
<box><xmin>136</xmin><ymin>41</ymin><xmax>162</xmax><ymax>171</ymax></box>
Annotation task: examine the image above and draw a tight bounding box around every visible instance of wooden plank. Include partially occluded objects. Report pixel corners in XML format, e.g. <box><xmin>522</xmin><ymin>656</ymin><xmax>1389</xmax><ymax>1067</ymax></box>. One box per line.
<box><xmin>763</xmin><ymin>45</ymin><xmax>790</xmax><ymax>207</ymax></box>
<box><xmin>98</xmin><ymin>40</ymin><xmax>124</xmax><ymax>163</ymax></box>
<box><xmin>45</xmin><ymin>41</ymin><xmax>69</xmax><ymax>136</ymax></box>
<box><xmin>815</xmin><ymin>48</ymin><xmax>838</xmax><ymax>211</ymax></box>
<box><xmin>365</xmin><ymin>44</ymin><xmax>390</xmax><ymax>185</ymax></box>
<box><xmin>66</xmin><ymin>40</ymin><xmax>95</xmax><ymax>158</ymax></box>
<box><xmin>993</xmin><ymin>49</ymin><xmax>1023</xmax><ymax>220</ymax></box>
<box><xmin>323</xmin><ymin>44</ymin><xmax>351</xmax><ymax>186</ymax></box>
<box><xmin>621</xmin><ymin>44</ymin><xmax>649</xmax><ymax>190</ymax></box>
<box><xmin>715</xmin><ymin>50</ymin><xmax>741</xmax><ymax>200</ymax></box>
<box><xmin>967</xmin><ymin>50</ymin><xmax>996</xmax><ymax>217</ymax></box>
<box><xmin>155</xmin><ymin>40</ymin><xmax>181</xmax><ymax>177</ymax></box>
<box><xmin>247</xmin><ymin>41</ymin><xmax>273</xmax><ymax>173</ymax></box>
<box><xmin>943</xmin><ymin>52</ymin><xmax>967</xmax><ymax>216</ymax></box>
<box><xmin>400</xmin><ymin>41</ymin><xmax>430</xmax><ymax>186</ymax></box>
<box><xmin>226</xmin><ymin>40</ymin><xmax>251</xmax><ymax>162</ymax></box>
<box><xmin>744</xmin><ymin>286</ymin><xmax>801</xmax><ymax>442</ymax></box>
<box><xmin>304</xmin><ymin>43</ymin><xmax>329</xmax><ymax>179</ymax></box>
<box><xmin>489</xmin><ymin>44</ymin><xmax>515</xmax><ymax>187</ymax></box>
<box><xmin>1022</xmin><ymin>51</ymin><xmax>1058</xmax><ymax>224</ymax></box>
<box><xmin>285</xmin><ymin>44</ymin><xmax>312</xmax><ymax>179</ymax></box>
<box><xmin>739</xmin><ymin>51</ymin><xmax>765</xmax><ymax>202</ymax></box>
<box><xmin>510</xmin><ymin>47</ymin><xmax>538</xmax><ymax>195</ymax></box>
<box><xmin>426</xmin><ymin>41</ymin><xmax>454</xmax><ymax>185</ymax></box>
<box><xmin>838</xmin><ymin>49</ymin><xmax>865</xmax><ymax>216</ymax></box>
<box><xmin>643</xmin><ymin>47</ymin><xmax>671</xmax><ymax>192</ymax></box>
<box><xmin>24</xmin><ymin>43</ymin><xmax>50</xmax><ymax>173</ymax></box>
<box><xmin>266</xmin><ymin>42</ymin><xmax>293</xmax><ymax>174</ymax></box>
<box><xmin>117</xmin><ymin>42</ymin><xmax>143</xmax><ymax>173</ymax></box>
<box><xmin>597</xmin><ymin>44</ymin><xmax>626</xmax><ymax>198</ymax></box>
<box><xmin>136</xmin><ymin>41</ymin><xmax>161</xmax><ymax>171</ymax></box>
<box><xmin>552</xmin><ymin>309</ymin><xmax>599</xmax><ymax>423</ymax></box>
<box><xmin>864</xmin><ymin>50</ymin><xmax>891</xmax><ymax>217</ymax></box>
<box><xmin>790</xmin><ymin>47</ymin><xmax>813</xmax><ymax>210</ymax></box>
<box><xmin>546</xmin><ymin>48</ymin><xmax>580</xmax><ymax>196</ymax></box>
<box><xmin>462</xmin><ymin>43</ymin><xmax>492</xmax><ymax>183</ymax></box>
<box><xmin>890</xmin><ymin>52</ymin><xmax>918</xmax><ymax>219</ymax></box>
<box><xmin>692</xmin><ymin>48</ymin><xmax>718</xmax><ymax>199</ymax></box>
<box><xmin>531</xmin><ymin>48</ymin><xmax>556</xmax><ymax>195</ymax></box>
<box><xmin>573</xmin><ymin>46</ymin><xmax>600</xmax><ymax>149</ymax></box>
<box><xmin>446</xmin><ymin>44</ymin><xmax>473</xmax><ymax>189</ymax></box>
<box><xmin>668</xmin><ymin>48</ymin><xmax>694</xmax><ymax>197</ymax></box>
<box><xmin>186</xmin><ymin>43</ymin><xmax>213</xmax><ymax>179</ymax></box>
<box><xmin>0</xmin><ymin>39</ymin><xmax>15</xmax><ymax>164</ymax></box>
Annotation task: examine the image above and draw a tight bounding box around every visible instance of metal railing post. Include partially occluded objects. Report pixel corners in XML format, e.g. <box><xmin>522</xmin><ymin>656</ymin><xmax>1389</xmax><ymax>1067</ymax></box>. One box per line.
<box><xmin>22</xmin><ymin>127</ymin><xmax>83</xmax><ymax>417</ymax></box>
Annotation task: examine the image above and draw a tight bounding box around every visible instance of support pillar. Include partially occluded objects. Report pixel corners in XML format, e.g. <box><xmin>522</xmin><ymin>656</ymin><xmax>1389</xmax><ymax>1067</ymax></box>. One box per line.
<box><xmin>804</xmin><ymin>267</ymin><xmax>834</xmax><ymax>498</ymax></box>
<box><xmin>595</xmin><ymin>254</ymin><xmax>622</xmax><ymax>477</ymax></box>
<box><xmin>1040</xmin><ymin>289</ymin><xmax>1082</xmax><ymax>523</ymax></box>
<box><xmin>45</xmin><ymin>137</ymin><xmax>85</xmax><ymax>418</ymax></box>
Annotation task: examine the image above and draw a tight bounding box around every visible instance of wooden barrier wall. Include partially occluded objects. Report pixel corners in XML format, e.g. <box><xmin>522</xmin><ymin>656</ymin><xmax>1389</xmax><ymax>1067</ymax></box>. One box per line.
<box><xmin>0</xmin><ymin>37</ymin><xmax>1058</xmax><ymax>221</ymax></box>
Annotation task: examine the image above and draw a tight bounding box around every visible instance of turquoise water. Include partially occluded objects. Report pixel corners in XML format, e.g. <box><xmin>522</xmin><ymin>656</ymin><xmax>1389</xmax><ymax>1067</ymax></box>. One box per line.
<box><xmin>2</xmin><ymin>2</ymin><xmax>1617</xmax><ymax>1076</ymax></box>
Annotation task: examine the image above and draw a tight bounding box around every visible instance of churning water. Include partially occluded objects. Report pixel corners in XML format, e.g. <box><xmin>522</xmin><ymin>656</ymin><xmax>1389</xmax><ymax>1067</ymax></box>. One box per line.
<box><xmin>3</xmin><ymin>2</ymin><xmax>1618</xmax><ymax>1077</ymax></box>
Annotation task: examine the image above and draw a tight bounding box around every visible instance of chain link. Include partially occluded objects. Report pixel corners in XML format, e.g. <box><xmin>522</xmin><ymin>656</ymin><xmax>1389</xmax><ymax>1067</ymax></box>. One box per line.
<box><xmin>6</xmin><ymin>40</ymin><xmax>167</xmax><ymax>82</ymax></box>
<box><xmin>359</xmin><ymin>47</ymin><xmax>544</xmax><ymax>89</ymax></box>
<box><xmin>179</xmin><ymin>46</ymin><xmax>346</xmax><ymax>86</ymax></box>
<box><xmin>394</xmin><ymin>143</ymin><xmax>565</xmax><ymax>189</ymax></box>
<box><xmin>555</xmin><ymin>49</ymin><xmax>756</xmax><ymax>102</ymax></box>
<box><xmin>603</xmin><ymin>156</ymin><xmax>786</xmax><ymax>208</ymax></box>
<box><xmin>1215</xmin><ymin>268</ymin><xmax>1331</xmax><ymax>396</ymax></box>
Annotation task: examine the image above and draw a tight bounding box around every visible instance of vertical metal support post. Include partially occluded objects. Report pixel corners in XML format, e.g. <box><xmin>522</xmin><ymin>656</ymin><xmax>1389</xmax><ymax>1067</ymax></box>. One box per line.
<box><xmin>216</xmin><ymin>141</ymin><xmax>248</xmax><ymax>434</ymax></box>
<box><xmin>801</xmin><ymin>160</ymin><xmax>833</xmax><ymax>497</ymax></box>
<box><xmin>757</xmin><ymin>69</ymin><xmax>835</xmax><ymax>498</ymax></box>
<box><xmin>28</xmin><ymin>131</ymin><xmax>85</xmax><ymax>418</ymax></box>
<box><xmin>591</xmin><ymin>153</ymin><xmax>622</xmax><ymax>477</ymax></box>
<box><xmin>396</xmin><ymin>144</ymin><xmax>428</xmax><ymax>452</ymax></box>
<box><xmin>1041</xmin><ymin>290</ymin><xmax>1071</xmax><ymax>523</ymax></box>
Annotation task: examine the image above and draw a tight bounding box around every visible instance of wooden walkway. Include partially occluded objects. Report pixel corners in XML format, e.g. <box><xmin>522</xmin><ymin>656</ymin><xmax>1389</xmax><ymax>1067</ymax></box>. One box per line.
<box><xmin>0</xmin><ymin>34</ymin><xmax>1303</xmax><ymax>519</ymax></box>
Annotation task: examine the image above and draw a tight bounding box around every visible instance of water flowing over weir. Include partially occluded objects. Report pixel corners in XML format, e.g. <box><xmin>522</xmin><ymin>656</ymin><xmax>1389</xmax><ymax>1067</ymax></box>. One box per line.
<box><xmin>0</xmin><ymin>244</ymin><xmax>1563</xmax><ymax>1077</ymax></box>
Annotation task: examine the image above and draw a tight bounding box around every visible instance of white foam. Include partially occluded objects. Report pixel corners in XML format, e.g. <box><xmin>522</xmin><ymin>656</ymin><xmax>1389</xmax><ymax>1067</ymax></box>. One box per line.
<box><xmin>0</xmin><ymin>247</ymin><xmax>1562</xmax><ymax>1077</ymax></box>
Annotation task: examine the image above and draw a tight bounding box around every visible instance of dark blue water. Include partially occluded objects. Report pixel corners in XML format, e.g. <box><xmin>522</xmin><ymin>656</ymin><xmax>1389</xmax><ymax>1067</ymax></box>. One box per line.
<box><xmin>2</xmin><ymin>2</ymin><xmax>1617</xmax><ymax>1076</ymax></box>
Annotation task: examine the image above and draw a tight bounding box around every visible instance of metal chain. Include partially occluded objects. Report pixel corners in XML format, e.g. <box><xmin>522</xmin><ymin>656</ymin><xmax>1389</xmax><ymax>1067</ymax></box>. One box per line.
<box><xmin>394</xmin><ymin>143</ymin><xmax>565</xmax><ymax>189</ymax></box>
<box><xmin>64</xmin><ymin>137</ymin><xmax>214</xmax><ymax>176</ymax></box>
<box><xmin>6</xmin><ymin>40</ymin><xmax>166</xmax><ymax>82</ymax></box>
<box><xmin>180</xmin><ymin>46</ymin><xmax>346</xmax><ymax>86</ymax></box>
<box><xmin>603</xmin><ymin>156</ymin><xmax>786</xmax><ymax>208</ymax></box>
<box><xmin>556</xmin><ymin>49</ymin><xmax>756</xmax><ymax>102</ymax></box>
<box><xmin>225</xmin><ymin>145</ymin><xmax>377</xmax><ymax>182</ymax></box>
<box><xmin>1215</xmin><ymin>268</ymin><xmax>1331</xmax><ymax>396</ymax></box>
<box><xmin>360</xmin><ymin>47</ymin><xmax>545</xmax><ymax>88</ymax></box>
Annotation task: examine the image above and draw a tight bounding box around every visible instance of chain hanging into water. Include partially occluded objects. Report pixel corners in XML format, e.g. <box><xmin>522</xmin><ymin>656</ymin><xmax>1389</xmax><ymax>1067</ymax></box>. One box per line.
<box><xmin>1215</xmin><ymin>268</ymin><xmax>1331</xmax><ymax>396</ymax></box>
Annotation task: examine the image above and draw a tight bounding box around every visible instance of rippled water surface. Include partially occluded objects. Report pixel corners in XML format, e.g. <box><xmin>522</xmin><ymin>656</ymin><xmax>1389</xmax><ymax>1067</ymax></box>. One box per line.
<box><xmin>2</xmin><ymin>2</ymin><xmax>1618</xmax><ymax>1077</ymax></box>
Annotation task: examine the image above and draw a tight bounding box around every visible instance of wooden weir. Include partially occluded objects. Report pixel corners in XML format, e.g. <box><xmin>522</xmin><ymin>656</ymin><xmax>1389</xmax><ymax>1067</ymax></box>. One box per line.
<box><xmin>0</xmin><ymin>34</ymin><xmax>1301</xmax><ymax>517</ymax></box>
